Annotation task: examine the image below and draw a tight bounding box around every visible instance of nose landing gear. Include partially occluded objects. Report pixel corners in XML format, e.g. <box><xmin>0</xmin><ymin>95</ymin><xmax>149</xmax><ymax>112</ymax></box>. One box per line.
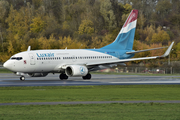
<box><xmin>20</xmin><ymin>76</ymin><xmax>25</xmax><ymax>81</ymax></box>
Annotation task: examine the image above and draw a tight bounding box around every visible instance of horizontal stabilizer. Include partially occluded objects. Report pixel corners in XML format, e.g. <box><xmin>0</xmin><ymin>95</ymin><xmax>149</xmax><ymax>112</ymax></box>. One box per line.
<box><xmin>126</xmin><ymin>46</ymin><xmax>168</xmax><ymax>54</ymax></box>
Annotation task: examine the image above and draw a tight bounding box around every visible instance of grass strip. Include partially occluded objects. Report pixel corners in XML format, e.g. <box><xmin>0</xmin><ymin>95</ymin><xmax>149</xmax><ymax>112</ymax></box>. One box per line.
<box><xmin>0</xmin><ymin>85</ymin><xmax>180</xmax><ymax>103</ymax></box>
<box><xmin>0</xmin><ymin>68</ymin><xmax>12</xmax><ymax>73</ymax></box>
<box><xmin>0</xmin><ymin>103</ymin><xmax>180</xmax><ymax>120</ymax></box>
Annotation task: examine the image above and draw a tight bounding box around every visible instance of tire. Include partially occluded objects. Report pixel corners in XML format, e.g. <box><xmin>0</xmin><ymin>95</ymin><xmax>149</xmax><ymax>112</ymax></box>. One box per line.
<box><xmin>82</xmin><ymin>73</ymin><xmax>91</xmax><ymax>80</ymax></box>
<box><xmin>59</xmin><ymin>74</ymin><xmax>68</xmax><ymax>80</ymax></box>
<box><xmin>20</xmin><ymin>76</ymin><xmax>25</xmax><ymax>81</ymax></box>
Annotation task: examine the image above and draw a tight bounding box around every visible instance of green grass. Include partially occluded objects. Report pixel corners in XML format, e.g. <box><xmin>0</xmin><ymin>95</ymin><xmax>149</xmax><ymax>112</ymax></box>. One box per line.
<box><xmin>0</xmin><ymin>85</ymin><xmax>180</xmax><ymax>103</ymax></box>
<box><xmin>1</xmin><ymin>85</ymin><xmax>180</xmax><ymax>119</ymax></box>
<box><xmin>0</xmin><ymin>68</ymin><xmax>12</xmax><ymax>73</ymax></box>
<box><xmin>0</xmin><ymin>103</ymin><xmax>180</xmax><ymax>120</ymax></box>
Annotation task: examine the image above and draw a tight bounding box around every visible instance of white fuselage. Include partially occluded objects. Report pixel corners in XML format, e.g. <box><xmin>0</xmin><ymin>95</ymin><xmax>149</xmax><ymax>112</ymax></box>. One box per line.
<box><xmin>3</xmin><ymin>49</ymin><xmax>119</xmax><ymax>73</ymax></box>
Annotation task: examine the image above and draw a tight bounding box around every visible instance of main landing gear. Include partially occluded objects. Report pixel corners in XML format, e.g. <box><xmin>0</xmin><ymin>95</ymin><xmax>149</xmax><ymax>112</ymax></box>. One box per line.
<box><xmin>82</xmin><ymin>73</ymin><xmax>91</xmax><ymax>80</ymax></box>
<box><xmin>59</xmin><ymin>73</ymin><xmax>68</xmax><ymax>80</ymax></box>
<box><xmin>59</xmin><ymin>73</ymin><xmax>92</xmax><ymax>80</ymax></box>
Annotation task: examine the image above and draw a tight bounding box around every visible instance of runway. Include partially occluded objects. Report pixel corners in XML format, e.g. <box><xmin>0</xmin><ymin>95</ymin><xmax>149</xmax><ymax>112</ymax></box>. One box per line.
<box><xmin>1</xmin><ymin>73</ymin><xmax>180</xmax><ymax>87</ymax></box>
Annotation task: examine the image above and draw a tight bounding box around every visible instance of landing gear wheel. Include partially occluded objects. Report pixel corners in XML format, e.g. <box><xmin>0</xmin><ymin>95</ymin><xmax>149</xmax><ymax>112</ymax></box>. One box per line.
<box><xmin>20</xmin><ymin>76</ymin><xmax>25</xmax><ymax>81</ymax></box>
<box><xmin>59</xmin><ymin>74</ymin><xmax>68</xmax><ymax>80</ymax></box>
<box><xmin>82</xmin><ymin>73</ymin><xmax>91</xmax><ymax>80</ymax></box>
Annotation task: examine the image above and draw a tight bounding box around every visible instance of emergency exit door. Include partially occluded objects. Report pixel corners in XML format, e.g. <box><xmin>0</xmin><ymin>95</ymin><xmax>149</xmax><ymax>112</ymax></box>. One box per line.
<box><xmin>29</xmin><ymin>53</ymin><xmax>36</xmax><ymax>65</ymax></box>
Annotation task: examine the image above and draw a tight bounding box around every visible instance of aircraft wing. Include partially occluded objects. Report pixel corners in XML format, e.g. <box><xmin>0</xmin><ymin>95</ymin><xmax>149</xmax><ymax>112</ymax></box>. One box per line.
<box><xmin>87</xmin><ymin>42</ymin><xmax>174</xmax><ymax>66</ymax></box>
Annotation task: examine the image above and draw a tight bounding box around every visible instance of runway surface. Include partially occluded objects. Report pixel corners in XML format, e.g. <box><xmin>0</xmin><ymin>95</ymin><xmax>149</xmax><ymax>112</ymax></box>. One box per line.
<box><xmin>1</xmin><ymin>73</ymin><xmax>180</xmax><ymax>87</ymax></box>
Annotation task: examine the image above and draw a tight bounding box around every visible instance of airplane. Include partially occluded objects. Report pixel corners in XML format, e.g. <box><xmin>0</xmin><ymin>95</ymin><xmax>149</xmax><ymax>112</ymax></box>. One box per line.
<box><xmin>3</xmin><ymin>9</ymin><xmax>174</xmax><ymax>81</ymax></box>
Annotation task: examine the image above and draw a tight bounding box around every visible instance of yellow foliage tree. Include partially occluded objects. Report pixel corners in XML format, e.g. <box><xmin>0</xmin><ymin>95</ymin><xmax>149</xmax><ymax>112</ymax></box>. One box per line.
<box><xmin>144</xmin><ymin>25</ymin><xmax>156</xmax><ymax>42</ymax></box>
<box><xmin>138</xmin><ymin>11</ymin><xmax>146</xmax><ymax>30</ymax></box>
<box><xmin>7</xmin><ymin>40</ymin><xmax>14</xmax><ymax>54</ymax></box>
<box><xmin>101</xmin><ymin>33</ymin><xmax>114</xmax><ymax>47</ymax></box>
<box><xmin>6</xmin><ymin>5</ymin><xmax>31</xmax><ymax>37</ymax></box>
<box><xmin>28</xmin><ymin>38</ymin><xmax>39</xmax><ymax>50</ymax></box>
<box><xmin>151</xmin><ymin>27</ymin><xmax>170</xmax><ymax>45</ymax></box>
<box><xmin>30</xmin><ymin>16</ymin><xmax>46</xmax><ymax>33</ymax></box>
<box><xmin>149</xmin><ymin>43</ymin><xmax>165</xmax><ymax>56</ymax></box>
<box><xmin>62</xmin><ymin>21</ymin><xmax>70</xmax><ymax>30</ymax></box>
<box><xmin>123</xmin><ymin>4</ymin><xmax>132</xmax><ymax>13</ymax></box>
<box><xmin>38</xmin><ymin>37</ymin><xmax>50</xmax><ymax>49</ymax></box>
<box><xmin>48</xmin><ymin>34</ymin><xmax>57</xmax><ymax>49</ymax></box>
<box><xmin>133</xmin><ymin>40</ymin><xmax>150</xmax><ymax>63</ymax></box>
<box><xmin>78</xmin><ymin>19</ymin><xmax>94</xmax><ymax>35</ymax></box>
<box><xmin>0</xmin><ymin>53</ymin><xmax>11</xmax><ymax>63</ymax></box>
<box><xmin>174</xmin><ymin>42</ymin><xmax>180</xmax><ymax>60</ymax></box>
<box><xmin>90</xmin><ymin>37</ymin><xmax>103</xmax><ymax>49</ymax></box>
<box><xmin>58</xmin><ymin>36</ymin><xmax>87</xmax><ymax>49</ymax></box>
<box><xmin>21</xmin><ymin>43</ymin><xmax>28</xmax><ymax>52</ymax></box>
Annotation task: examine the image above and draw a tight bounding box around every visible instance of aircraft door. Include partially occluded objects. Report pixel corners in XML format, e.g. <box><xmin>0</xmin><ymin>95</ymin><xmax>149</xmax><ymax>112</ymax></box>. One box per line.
<box><xmin>29</xmin><ymin>53</ymin><xmax>36</xmax><ymax>65</ymax></box>
<box><xmin>72</xmin><ymin>55</ymin><xmax>76</xmax><ymax>62</ymax></box>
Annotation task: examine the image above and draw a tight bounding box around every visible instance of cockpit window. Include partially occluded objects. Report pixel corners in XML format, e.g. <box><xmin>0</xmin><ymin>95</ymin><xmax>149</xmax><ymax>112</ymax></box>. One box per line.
<box><xmin>10</xmin><ymin>57</ymin><xmax>23</xmax><ymax>60</ymax></box>
<box><xmin>11</xmin><ymin>57</ymin><xmax>17</xmax><ymax>60</ymax></box>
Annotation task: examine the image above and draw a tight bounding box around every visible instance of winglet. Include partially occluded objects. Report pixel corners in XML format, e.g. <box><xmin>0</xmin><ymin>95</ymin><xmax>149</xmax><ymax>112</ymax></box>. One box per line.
<box><xmin>159</xmin><ymin>42</ymin><xmax>174</xmax><ymax>58</ymax></box>
<box><xmin>27</xmin><ymin>46</ymin><xmax>31</xmax><ymax>51</ymax></box>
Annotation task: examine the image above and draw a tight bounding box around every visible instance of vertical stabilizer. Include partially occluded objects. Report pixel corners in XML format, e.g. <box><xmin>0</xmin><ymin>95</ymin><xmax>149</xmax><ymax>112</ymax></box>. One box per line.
<box><xmin>101</xmin><ymin>9</ymin><xmax>138</xmax><ymax>50</ymax></box>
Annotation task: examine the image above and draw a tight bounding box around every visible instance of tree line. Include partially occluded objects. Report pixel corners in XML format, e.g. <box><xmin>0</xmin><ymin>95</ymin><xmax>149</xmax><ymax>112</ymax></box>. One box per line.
<box><xmin>0</xmin><ymin>0</ymin><xmax>179</xmax><ymax>67</ymax></box>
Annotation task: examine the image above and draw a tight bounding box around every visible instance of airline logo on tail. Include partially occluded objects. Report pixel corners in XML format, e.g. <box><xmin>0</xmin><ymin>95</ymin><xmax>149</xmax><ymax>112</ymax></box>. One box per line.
<box><xmin>121</xmin><ymin>10</ymin><xmax>138</xmax><ymax>34</ymax></box>
<box><xmin>101</xmin><ymin>10</ymin><xmax>138</xmax><ymax>50</ymax></box>
<box><xmin>123</xmin><ymin>10</ymin><xmax>138</xmax><ymax>28</ymax></box>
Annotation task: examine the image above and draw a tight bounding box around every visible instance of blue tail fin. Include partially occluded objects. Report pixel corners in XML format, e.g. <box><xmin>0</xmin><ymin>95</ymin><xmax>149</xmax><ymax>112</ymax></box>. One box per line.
<box><xmin>100</xmin><ymin>9</ymin><xmax>138</xmax><ymax>50</ymax></box>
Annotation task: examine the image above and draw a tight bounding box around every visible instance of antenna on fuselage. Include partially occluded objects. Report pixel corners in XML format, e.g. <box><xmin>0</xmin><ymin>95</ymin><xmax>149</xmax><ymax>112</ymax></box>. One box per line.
<box><xmin>27</xmin><ymin>46</ymin><xmax>31</xmax><ymax>51</ymax></box>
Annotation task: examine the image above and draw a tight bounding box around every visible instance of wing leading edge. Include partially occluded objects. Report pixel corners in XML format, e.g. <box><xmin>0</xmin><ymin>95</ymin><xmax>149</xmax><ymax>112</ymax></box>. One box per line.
<box><xmin>87</xmin><ymin>42</ymin><xmax>174</xmax><ymax>66</ymax></box>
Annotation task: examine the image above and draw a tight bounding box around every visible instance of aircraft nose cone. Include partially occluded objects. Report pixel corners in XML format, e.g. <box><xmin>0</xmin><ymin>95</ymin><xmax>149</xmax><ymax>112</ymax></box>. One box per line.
<box><xmin>3</xmin><ymin>61</ymin><xmax>12</xmax><ymax>70</ymax></box>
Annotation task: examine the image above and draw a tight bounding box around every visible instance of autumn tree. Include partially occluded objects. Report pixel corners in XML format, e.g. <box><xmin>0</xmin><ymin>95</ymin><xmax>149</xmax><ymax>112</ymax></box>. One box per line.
<box><xmin>0</xmin><ymin>0</ymin><xmax>9</xmax><ymax>53</ymax></box>
<box><xmin>30</xmin><ymin>16</ymin><xmax>46</xmax><ymax>33</ymax></box>
<box><xmin>5</xmin><ymin>5</ymin><xmax>33</xmax><ymax>53</ymax></box>
<box><xmin>155</xmin><ymin>0</ymin><xmax>172</xmax><ymax>20</ymax></box>
<box><xmin>99</xmin><ymin>0</ymin><xmax>116</xmax><ymax>30</ymax></box>
<box><xmin>58</xmin><ymin>36</ymin><xmax>87</xmax><ymax>49</ymax></box>
<box><xmin>78</xmin><ymin>19</ymin><xmax>94</xmax><ymax>35</ymax></box>
<box><xmin>89</xmin><ymin>37</ymin><xmax>103</xmax><ymax>49</ymax></box>
<box><xmin>151</xmin><ymin>26</ymin><xmax>170</xmax><ymax>45</ymax></box>
<box><xmin>132</xmin><ymin>40</ymin><xmax>150</xmax><ymax>63</ymax></box>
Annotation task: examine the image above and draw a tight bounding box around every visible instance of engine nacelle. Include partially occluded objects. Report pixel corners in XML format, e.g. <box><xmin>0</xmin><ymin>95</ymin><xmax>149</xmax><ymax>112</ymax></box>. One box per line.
<box><xmin>65</xmin><ymin>65</ymin><xmax>88</xmax><ymax>76</ymax></box>
<box><xmin>28</xmin><ymin>73</ymin><xmax>48</xmax><ymax>77</ymax></box>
